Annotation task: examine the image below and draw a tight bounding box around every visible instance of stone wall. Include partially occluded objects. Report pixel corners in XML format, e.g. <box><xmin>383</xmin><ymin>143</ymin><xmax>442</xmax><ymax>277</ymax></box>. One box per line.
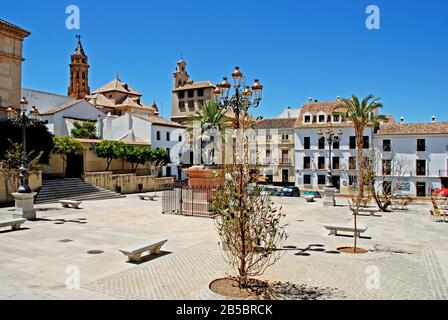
<box><xmin>83</xmin><ymin>171</ymin><xmax>174</xmax><ymax>194</ymax></box>
<box><xmin>0</xmin><ymin>171</ymin><xmax>42</xmax><ymax>204</ymax></box>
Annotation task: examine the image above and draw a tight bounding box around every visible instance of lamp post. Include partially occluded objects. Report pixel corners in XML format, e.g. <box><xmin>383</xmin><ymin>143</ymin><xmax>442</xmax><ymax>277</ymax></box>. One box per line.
<box><xmin>318</xmin><ymin>126</ymin><xmax>342</xmax><ymax>206</ymax></box>
<box><xmin>212</xmin><ymin>67</ymin><xmax>263</xmax><ymax>131</ymax></box>
<box><xmin>7</xmin><ymin>98</ymin><xmax>40</xmax><ymax>220</ymax></box>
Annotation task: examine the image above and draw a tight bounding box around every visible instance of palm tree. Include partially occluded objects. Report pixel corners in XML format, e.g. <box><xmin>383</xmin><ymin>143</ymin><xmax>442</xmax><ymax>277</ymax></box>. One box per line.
<box><xmin>184</xmin><ymin>100</ymin><xmax>232</xmax><ymax>134</ymax></box>
<box><xmin>334</xmin><ymin>94</ymin><xmax>382</xmax><ymax>252</ymax></box>
<box><xmin>183</xmin><ymin>101</ymin><xmax>232</xmax><ymax>166</ymax></box>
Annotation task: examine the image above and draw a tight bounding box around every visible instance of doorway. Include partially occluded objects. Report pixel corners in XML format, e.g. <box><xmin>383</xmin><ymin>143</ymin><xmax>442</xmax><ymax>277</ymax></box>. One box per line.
<box><xmin>332</xmin><ymin>176</ymin><xmax>341</xmax><ymax>190</ymax></box>
<box><xmin>65</xmin><ymin>154</ymin><xmax>84</xmax><ymax>178</ymax></box>
<box><xmin>416</xmin><ymin>182</ymin><xmax>426</xmax><ymax>197</ymax></box>
<box><xmin>282</xmin><ymin>169</ymin><xmax>289</xmax><ymax>184</ymax></box>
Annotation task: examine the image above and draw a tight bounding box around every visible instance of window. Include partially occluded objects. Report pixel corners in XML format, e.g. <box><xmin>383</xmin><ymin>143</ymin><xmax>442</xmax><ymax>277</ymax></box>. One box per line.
<box><xmin>266</xmin><ymin>149</ymin><xmax>272</xmax><ymax>163</ymax></box>
<box><xmin>318</xmin><ymin>175</ymin><xmax>326</xmax><ymax>185</ymax></box>
<box><xmin>303</xmin><ymin>175</ymin><xmax>311</xmax><ymax>185</ymax></box>
<box><xmin>333</xmin><ymin>114</ymin><xmax>340</xmax><ymax>122</ymax></box>
<box><xmin>363</xmin><ymin>136</ymin><xmax>370</xmax><ymax>149</ymax></box>
<box><xmin>304</xmin><ymin>137</ymin><xmax>310</xmax><ymax>150</ymax></box>
<box><xmin>166</xmin><ymin>132</ymin><xmax>170</xmax><ymax>141</ymax></box>
<box><xmin>178</xmin><ymin>91</ymin><xmax>185</xmax><ymax>99</ymax></box>
<box><xmin>266</xmin><ymin>132</ymin><xmax>272</xmax><ymax>141</ymax></box>
<box><xmin>318</xmin><ymin>114</ymin><xmax>326</xmax><ymax>123</ymax></box>
<box><xmin>178</xmin><ymin>135</ymin><xmax>183</xmax><ymax>142</ymax></box>
<box><xmin>156</xmin><ymin>131</ymin><xmax>161</xmax><ymax>141</ymax></box>
<box><xmin>304</xmin><ymin>115</ymin><xmax>311</xmax><ymax>123</ymax></box>
<box><xmin>417</xmin><ymin>139</ymin><xmax>426</xmax><ymax>152</ymax></box>
<box><xmin>333</xmin><ymin>157</ymin><xmax>340</xmax><ymax>170</ymax></box>
<box><xmin>333</xmin><ymin>141</ymin><xmax>340</xmax><ymax>150</ymax></box>
<box><xmin>349</xmin><ymin>175</ymin><xmax>357</xmax><ymax>187</ymax></box>
<box><xmin>318</xmin><ymin>157</ymin><xmax>325</xmax><ymax>170</ymax></box>
<box><xmin>188</xmin><ymin>90</ymin><xmax>194</xmax><ymax>98</ymax></box>
<box><xmin>281</xmin><ymin>150</ymin><xmax>289</xmax><ymax>163</ymax></box>
<box><xmin>318</xmin><ymin>137</ymin><xmax>325</xmax><ymax>150</ymax></box>
<box><xmin>197</xmin><ymin>88</ymin><xmax>204</xmax><ymax>97</ymax></box>
<box><xmin>303</xmin><ymin>157</ymin><xmax>311</xmax><ymax>169</ymax></box>
<box><xmin>179</xmin><ymin>101</ymin><xmax>185</xmax><ymax>111</ymax></box>
<box><xmin>383</xmin><ymin>139</ymin><xmax>391</xmax><ymax>152</ymax></box>
<box><xmin>198</xmin><ymin>100</ymin><xmax>204</xmax><ymax>107</ymax></box>
<box><xmin>349</xmin><ymin>136</ymin><xmax>356</xmax><ymax>149</ymax></box>
<box><xmin>416</xmin><ymin>160</ymin><xmax>426</xmax><ymax>176</ymax></box>
<box><xmin>382</xmin><ymin>159</ymin><xmax>392</xmax><ymax>175</ymax></box>
<box><xmin>282</xmin><ymin>134</ymin><xmax>289</xmax><ymax>140</ymax></box>
<box><xmin>166</xmin><ymin>148</ymin><xmax>171</xmax><ymax>163</ymax></box>
<box><xmin>188</xmin><ymin>100</ymin><xmax>195</xmax><ymax>110</ymax></box>
<box><xmin>349</xmin><ymin>157</ymin><xmax>356</xmax><ymax>170</ymax></box>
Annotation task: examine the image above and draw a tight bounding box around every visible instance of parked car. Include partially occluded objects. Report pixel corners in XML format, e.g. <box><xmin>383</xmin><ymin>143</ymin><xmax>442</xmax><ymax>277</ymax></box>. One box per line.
<box><xmin>433</xmin><ymin>188</ymin><xmax>448</xmax><ymax>197</ymax></box>
<box><xmin>278</xmin><ymin>186</ymin><xmax>301</xmax><ymax>197</ymax></box>
<box><xmin>303</xmin><ymin>190</ymin><xmax>322</xmax><ymax>198</ymax></box>
<box><xmin>260</xmin><ymin>185</ymin><xmax>281</xmax><ymax>197</ymax></box>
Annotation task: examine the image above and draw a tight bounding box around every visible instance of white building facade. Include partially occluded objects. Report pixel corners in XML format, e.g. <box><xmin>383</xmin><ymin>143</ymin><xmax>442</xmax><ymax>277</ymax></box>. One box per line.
<box><xmin>374</xmin><ymin>122</ymin><xmax>448</xmax><ymax>197</ymax></box>
<box><xmin>102</xmin><ymin>112</ymin><xmax>187</xmax><ymax>179</ymax></box>
<box><xmin>294</xmin><ymin>101</ymin><xmax>374</xmax><ymax>192</ymax></box>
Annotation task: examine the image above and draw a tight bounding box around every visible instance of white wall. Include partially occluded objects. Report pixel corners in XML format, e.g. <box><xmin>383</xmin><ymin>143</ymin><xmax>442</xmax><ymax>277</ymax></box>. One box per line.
<box><xmin>294</xmin><ymin>127</ymin><xmax>374</xmax><ymax>190</ymax></box>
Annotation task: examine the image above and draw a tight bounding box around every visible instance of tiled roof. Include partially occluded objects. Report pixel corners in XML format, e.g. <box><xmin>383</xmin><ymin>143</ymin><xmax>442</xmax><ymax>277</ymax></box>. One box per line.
<box><xmin>134</xmin><ymin>114</ymin><xmax>185</xmax><ymax>128</ymax></box>
<box><xmin>88</xmin><ymin>93</ymin><xmax>116</xmax><ymax>108</ymax></box>
<box><xmin>377</xmin><ymin>122</ymin><xmax>448</xmax><ymax>135</ymax></box>
<box><xmin>40</xmin><ymin>100</ymin><xmax>84</xmax><ymax>115</ymax></box>
<box><xmin>93</xmin><ymin>78</ymin><xmax>142</xmax><ymax>96</ymax></box>
<box><xmin>294</xmin><ymin>101</ymin><xmax>350</xmax><ymax>128</ymax></box>
<box><xmin>0</xmin><ymin>18</ymin><xmax>31</xmax><ymax>37</ymax></box>
<box><xmin>77</xmin><ymin>138</ymin><xmax>150</xmax><ymax>146</ymax></box>
<box><xmin>173</xmin><ymin>81</ymin><xmax>215</xmax><ymax>91</ymax></box>
<box><xmin>255</xmin><ymin>118</ymin><xmax>296</xmax><ymax>129</ymax></box>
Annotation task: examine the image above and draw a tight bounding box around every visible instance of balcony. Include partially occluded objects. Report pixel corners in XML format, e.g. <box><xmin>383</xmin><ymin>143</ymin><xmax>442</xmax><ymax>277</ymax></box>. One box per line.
<box><xmin>279</xmin><ymin>158</ymin><xmax>292</xmax><ymax>165</ymax></box>
<box><xmin>440</xmin><ymin>170</ymin><xmax>448</xmax><ymax>177</ymax></box>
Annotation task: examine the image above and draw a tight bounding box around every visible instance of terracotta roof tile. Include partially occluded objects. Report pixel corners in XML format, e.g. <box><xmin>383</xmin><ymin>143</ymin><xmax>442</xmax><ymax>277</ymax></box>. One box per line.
<box><xmin>255</xmin><ymin>118</ymin><xmax>296</xmax><ymax>129</ymax></box>
<box><xmin>294</xmin><ymin>101</ymin><xmax>350</xmax><ymax>128</ymax></box>
<box><xmin>173</xmin><ymin>81</ymin><xmax>215</xmax><ymax>91</ymax></box>
<box><xmin>133</xmin><ymin>114</ymin><xmax>185</xmax><ymax>128</ymax></box>
<box><xmin>93</xmin><ymin>78</ymin><xmax>142</xmax><ymax>96</ymax></box>
<box><xmin>377</xmin><ymin>122</ymin><xmax>448</xmax><ymax>135</ymax></box>
<box><xmin>0</xmin><ymin>18</ymin><xmax>30</xmax><ymax>37</ymax></box>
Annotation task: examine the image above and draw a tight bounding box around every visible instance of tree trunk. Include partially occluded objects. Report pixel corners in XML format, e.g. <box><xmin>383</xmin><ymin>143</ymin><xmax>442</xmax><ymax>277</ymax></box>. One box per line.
<box><xmin>106</xmin><ymin>158</ymin><xmax>112</xmax><ymax>171</ymax></box>
<box><xmin>356</xmin><ymin>128</ymin><xmax>364</xmax><ymax>199</ymax></box>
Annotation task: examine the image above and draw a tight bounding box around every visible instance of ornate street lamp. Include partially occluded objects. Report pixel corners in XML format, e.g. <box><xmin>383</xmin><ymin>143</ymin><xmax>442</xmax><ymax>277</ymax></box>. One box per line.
<box><xmin>7</xmin><ymin>98</ymin><xmax>40</xmax><ymax>194</ymax></box>
<box><xmin>318</xmin><ymin>126</ymin><xmax>343</xmax><ymax>188</ymax></box>
<box><xmin>213</xmin><ymin>66</ymin><xmax>263</xmax><ymax>130</ymax></box>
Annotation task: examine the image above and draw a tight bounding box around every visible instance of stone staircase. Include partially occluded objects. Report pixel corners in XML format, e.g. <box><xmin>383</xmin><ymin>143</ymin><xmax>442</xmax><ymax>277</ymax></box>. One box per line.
<box><xmin>35</xmin><ymin>178</ymin><xmax>124</xmax><ymax>204</ymax></box>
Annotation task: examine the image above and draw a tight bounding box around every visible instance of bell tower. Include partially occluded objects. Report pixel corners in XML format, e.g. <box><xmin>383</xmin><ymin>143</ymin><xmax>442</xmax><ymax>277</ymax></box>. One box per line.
<box><xmin>68</xmin><ymin>35</ymin><xmax>90</xmax><ymax>99</ymax></box>
<box><xmin>173</xmin><ymin>58</ymin><xmax>189</xmax><ymax>89</ymax></box>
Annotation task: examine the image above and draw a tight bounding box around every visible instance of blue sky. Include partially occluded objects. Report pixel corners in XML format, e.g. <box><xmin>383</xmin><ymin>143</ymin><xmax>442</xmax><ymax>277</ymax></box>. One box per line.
<box><xmin>3</xmin><ymin>0</ymin><xmax>448</xmax><ymax>122</ymax></box>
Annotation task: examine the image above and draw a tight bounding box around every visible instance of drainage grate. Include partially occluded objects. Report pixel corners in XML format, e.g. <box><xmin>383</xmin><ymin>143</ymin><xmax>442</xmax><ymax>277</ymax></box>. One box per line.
<box><xmin>87</xmin><ymin>250</ymin><xmax>104</xmax><ymax>255</ymax></box>
<box><xmin>59</xmin><ymin>239</ymin><xmax>73</xmax><ymax>243</ymax></box>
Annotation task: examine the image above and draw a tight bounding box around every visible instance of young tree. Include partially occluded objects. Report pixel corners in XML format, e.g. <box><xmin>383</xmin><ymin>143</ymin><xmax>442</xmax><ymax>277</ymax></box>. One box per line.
<box><xmin>52</xmin><ymin>136</ymin><xmax>84</xmax><ymax>175</ymax></box>
<box><xmin>124</xmin><ymin>145</ymin><xmax>152</xmax><ymax>173</ymax></box>
<box><xmin>148</xmin><ymin>148</ymin><xmax>169</xmax><ymax>177</ymax></box>
<box><xmin>0</xmin><ymin>140</ymin><xmax>43</xmax><ymax>201</ymax></box>
<box><xmin>211</xmin><ymin>110</ymin><xmax>287</xmax><ymax>289</ymax></box>
<box><xmin>334</xmin><ymin>95</ymin><xmax>383</xmax><ymax>252</ymax></box>
<box><xmin>70</xmin><ymin>121</ymin><xmax>98</xmax><ymax>139</ymax></box>
<box><xmin>92</xmin><ymin>140</ymin><xmax>126</xmax><ymax>171</ymax></box>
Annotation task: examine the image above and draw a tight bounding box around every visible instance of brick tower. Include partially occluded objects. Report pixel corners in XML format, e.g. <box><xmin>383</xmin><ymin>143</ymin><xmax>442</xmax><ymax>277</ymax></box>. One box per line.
<box><xmin>68</xmin><ymin>35</ymin><xmax>90</xmax><ymax>99</ymax></box>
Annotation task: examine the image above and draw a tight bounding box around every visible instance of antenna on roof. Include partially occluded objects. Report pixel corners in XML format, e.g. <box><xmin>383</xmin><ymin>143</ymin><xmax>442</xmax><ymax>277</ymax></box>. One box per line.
<box><xmin>116</xmin><ymin>72</ymin><xmax>120</xmax><ymax>80</ymax></box>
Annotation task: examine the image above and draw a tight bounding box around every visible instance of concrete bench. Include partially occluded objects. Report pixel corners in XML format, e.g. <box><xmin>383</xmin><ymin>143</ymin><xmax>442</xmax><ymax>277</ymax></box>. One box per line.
<box><xmin>138</xmin><ymin>194</ymin><xmax>156</xmax><ymax>201</ymax></box>
<box><xmin>324</xmin><ymin>224</ymin><xmax>368</xmax><ymax>237</ymax></box>
<box><xmin>119</xmin><ymin>238</ymin><xmax>168</xmax><ymax>262</ymax></box>
<box><xmin>59</xmin><ymin>200</ymin><xmax>82</xmax><ymax>209</ymax></box>
<box><xmin>357</xmin><ymin>208</ymin><xmax>380</xmax><ymax>216</ymax></box>
<box><xmin>0</xmin><ymin>218</ymin><xmax>26</xmax><ymax>231</ymax></box>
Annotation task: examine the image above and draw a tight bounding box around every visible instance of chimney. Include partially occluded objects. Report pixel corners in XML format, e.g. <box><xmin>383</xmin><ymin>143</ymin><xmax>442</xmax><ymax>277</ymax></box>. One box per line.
<box><xmin>336</xmin><ymin>95</ymin><xmax>341</xmax><ymax>101</ymax></box>
<box><xmin>308</xmin><ymin>97</ymin><xmax>313</xmax><ymax>102</ymax></box>
<box><xmin>432</xmin><ymin>115</ymin><xmax>436</xmax><ymax>123</ymax></box>
<box><xmin>400</xmin><ymin>116</ymin><xmax>404</xmax><ymax>124</ymax></box>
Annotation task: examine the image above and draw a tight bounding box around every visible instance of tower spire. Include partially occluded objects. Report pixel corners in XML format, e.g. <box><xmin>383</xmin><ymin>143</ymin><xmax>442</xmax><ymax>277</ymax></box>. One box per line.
<box><xmin>68</xmin><ymin>35</ymin><xmax>90</xmax><ymax>99</ymax></box>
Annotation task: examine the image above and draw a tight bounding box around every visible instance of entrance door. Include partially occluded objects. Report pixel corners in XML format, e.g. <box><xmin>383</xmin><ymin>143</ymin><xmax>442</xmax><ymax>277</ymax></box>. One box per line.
<box><xmin>166</xmin><ymin>166</ymin><xmax>172</xmax><ymax>177</ymax></box>
<box><xmin>416</xmin><ymin>182</ymin><xmax>426</xmax><ymax>197</ymax></box>
<box><xmin>177</xmin><ymin>168</ymin><xmax>182</xmax><ymax>181</ymax></box>
<box><xmin>332</xmin><ymin>176</ymin><xmax>341</xmax><ymax>190</ymax></box>
<box><xmin>282</xmin><ymin>169</ymin><xmax>289</xmax><ymax>183</ymax></box>
<box><xmin>65</xmin><ymin>154</ymin><xmax>83</xmax><ymax>178</ymax></box>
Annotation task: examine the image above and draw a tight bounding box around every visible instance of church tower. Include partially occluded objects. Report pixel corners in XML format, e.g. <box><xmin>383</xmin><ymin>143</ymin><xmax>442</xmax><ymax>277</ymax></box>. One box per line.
<box><xmin>173</xmin><ymin>58</ymin><xmax>189</xmax><ymax>89</ymax></box>
<box><xmin>68</xmin><ymin>35</ymin><xmax>90</xmax><ymax>99</ymax></box>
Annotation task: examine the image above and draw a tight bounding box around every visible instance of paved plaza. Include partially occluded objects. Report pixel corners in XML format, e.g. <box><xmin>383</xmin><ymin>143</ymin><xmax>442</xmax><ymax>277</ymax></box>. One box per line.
<box><xmin>0</xmin><ymin>195</ymin><xmax>448</xmax><ymax>300</ymax></box>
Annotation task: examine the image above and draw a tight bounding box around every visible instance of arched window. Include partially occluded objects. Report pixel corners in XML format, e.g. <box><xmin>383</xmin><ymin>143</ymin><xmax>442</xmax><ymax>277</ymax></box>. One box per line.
<box><xmin>82</xmin><ymin>72</ymin><xmax>86</xmax><ymax>79</ymax></box>
<box><xmin>76</xmin><ymin>71</ymin><xmax>79</xmax><ymax>79</ymax></box>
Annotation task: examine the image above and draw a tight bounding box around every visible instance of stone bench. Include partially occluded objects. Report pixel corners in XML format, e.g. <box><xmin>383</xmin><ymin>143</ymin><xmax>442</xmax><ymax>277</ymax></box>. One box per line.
<box><xmin>59</xmin><ymin>200</ymin><xmax>82</xmax><ymax>209</ymax></box>
<box><xmin>0</xmin><ymin>218</ymin><xmax>26</xmax><ymax>231</ymax></box>
<box><xmin>357</xmin><ymin>208</ymin><xmax>380</xmax><ymax>216</ymax></box>
<box><xmin>324</xmin><ymin>224</ymin><xmax>368</xmax><ymax>237</ymax></box>
<box><xmin>138</xmin><ymin>194</ymin><xmax>156</xmax><ymax>201</ymax></box>
<box><xmin>119</xmin><ymin>238</ymin><xmax>168</xmax><ymax>262</ymax></box>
